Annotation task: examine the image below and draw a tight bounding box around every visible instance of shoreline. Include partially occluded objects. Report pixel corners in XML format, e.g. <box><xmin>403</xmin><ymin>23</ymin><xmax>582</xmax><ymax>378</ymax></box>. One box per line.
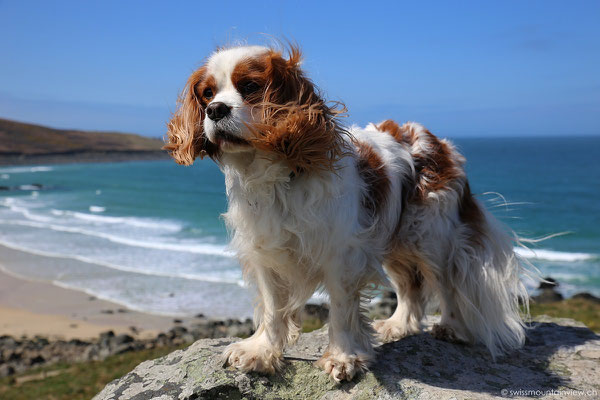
<box><xmin>0</xmin><ymin>242</ymin><xmax>599</xmax><ymax>380</ymax></box>
<box><xmin>0</xmin><ymin>244</ymin><xmax>258</xmax><ymax>377</ymax></box>
<box><xmin>0</xmin><ymin>241</ymin><xmax>254</xmax><ymax>320</ymax></box>
<box><xmin>0</xmin><ymin>253</ymin><xmax>183</xmax><ymax>340</ymax></box>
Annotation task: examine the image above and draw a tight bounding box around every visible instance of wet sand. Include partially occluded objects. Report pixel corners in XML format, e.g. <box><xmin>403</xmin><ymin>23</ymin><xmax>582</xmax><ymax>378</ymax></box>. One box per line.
<box><xmin>0</xmin><ymin>247</ymin><xmax>188</xmax><ymax>340</ymax></box>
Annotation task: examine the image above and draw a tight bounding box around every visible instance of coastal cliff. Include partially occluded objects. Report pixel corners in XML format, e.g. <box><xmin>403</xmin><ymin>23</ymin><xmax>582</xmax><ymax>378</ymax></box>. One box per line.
<box><xmin>94</xmin><ymin>316</ymin><xmax>600</xmax><ymax>400</ymax></box>
<box><xmin>0</xmin><ymin>118</ymin><xmax>167</xmax><ymax>165</ymax></box>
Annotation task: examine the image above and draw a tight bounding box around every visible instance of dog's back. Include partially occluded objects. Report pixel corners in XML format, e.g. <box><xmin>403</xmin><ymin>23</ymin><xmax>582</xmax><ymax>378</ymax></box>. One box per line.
<box><xmin>352</xmin><ymin>120</ymin><xmax>527</xmax><ymax>359</ymax></box>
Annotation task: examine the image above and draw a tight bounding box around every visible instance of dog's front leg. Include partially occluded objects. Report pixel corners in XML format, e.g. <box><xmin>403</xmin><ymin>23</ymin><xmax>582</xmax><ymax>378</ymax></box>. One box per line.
<box><xmin>223</xmin><ymin>265</ymin><xmax>297</xmax><ymax>374</ymax></box>
<box><xmin>316</xmin><ymin>274</ymin><xmax>376</xmax><ymax>382</ymax></box>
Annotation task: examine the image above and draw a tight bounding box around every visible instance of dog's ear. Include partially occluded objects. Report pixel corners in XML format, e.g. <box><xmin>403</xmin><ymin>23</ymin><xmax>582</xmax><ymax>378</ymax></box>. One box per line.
<box><xmin>164</xmin><ymin>66</ymin><xmax>219</xmax><ymax>165</ymax></box>
<box><xmin>251</xmin><ymin>46</ymin><xmax>348</xmax><ymax>173</ymax></box>
<box><xmin>263</xmin><ymin>46</ymin><xmax>313</xmax><ymax>105</ymax></box>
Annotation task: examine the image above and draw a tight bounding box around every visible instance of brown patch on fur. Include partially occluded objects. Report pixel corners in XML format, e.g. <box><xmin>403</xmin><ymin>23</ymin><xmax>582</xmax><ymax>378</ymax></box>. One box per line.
<box><xmin>242</xmin><ymin>46</ymin><xmax>350</xmax><ymax>174</ymax></box>
<box><xmin>231</xmin><ymin>55</ymin><xmax>270</xmax><ymax>104</ymax></box>
<box><xmin>377</xmin><ymin>120</ymin><xmax>411</xmax><ymax>145</ymax></box>
<box><xmin>412</xmin><ymin>136</ymin><xmax>462</xmax><ymax>200</ymax></box>
<box><xmin>377</xmin><ymin>120</ymin><xmax>463</xmax><ymax>202</ymax></box>
<box><xmin>380</xmin><ymin>245</ymin><xmax>433</xmax><ymax>329</ymax></box>
<box><xmin>379</xmin><ymin>121</ymin><xmax>486</xmax><ymax>250</ymax></box>
<box><xmin>198</xmin><ymin>75</ymin><xmax>217</xmax><ymax>106</ymax></box>
<box><xmin>164</xmin><ymin>67</ymin><xmax>220</xmax><ymax>164</ymax></box>
<box><xmin>355</xmin><ymin>141</ymin><xmax>390</xmax><ymax>217</ymax></box>
<box><xmin>384</xmin><ymin>245</ymin><xmax>433</xmax><ymax>292</ymax></box>
<box><xmin>458</xmin><ymin>181</ymin><xmax>486</xmax><ymax>245</ymax></box>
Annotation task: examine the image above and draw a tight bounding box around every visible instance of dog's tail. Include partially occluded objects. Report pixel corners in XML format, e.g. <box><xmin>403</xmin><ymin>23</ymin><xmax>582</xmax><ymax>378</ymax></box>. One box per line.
<box><xmin>447</xmin><ymin>191</ymin><xmax>535</xmax><ymax>360</ymax></box>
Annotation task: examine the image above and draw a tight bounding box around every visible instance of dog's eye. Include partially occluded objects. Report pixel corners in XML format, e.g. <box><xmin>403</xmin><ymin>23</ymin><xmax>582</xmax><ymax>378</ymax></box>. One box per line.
<box><xmin>203</xmin><ymin>88</ymin><xmax>213</xmax><ymax>99</ymax></box>
<box><xmin>240</xmin><ymin>81</ymin><xmax>261</xmax><ymax>97</ymax></box>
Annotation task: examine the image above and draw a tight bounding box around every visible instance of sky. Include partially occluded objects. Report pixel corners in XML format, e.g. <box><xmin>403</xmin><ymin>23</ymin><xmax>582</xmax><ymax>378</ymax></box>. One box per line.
<box><xmin>0</xmin><ymin>0</ymin><xmax>598</xmax><ymax>138</ymax></box>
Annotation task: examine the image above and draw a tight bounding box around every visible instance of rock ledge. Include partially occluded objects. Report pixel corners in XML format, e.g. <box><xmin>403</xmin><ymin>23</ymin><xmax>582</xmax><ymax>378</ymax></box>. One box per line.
<box><xmin>94</xmin><ymin>316</ymin><xmax>600</xmax><ymax>400</ymax></box>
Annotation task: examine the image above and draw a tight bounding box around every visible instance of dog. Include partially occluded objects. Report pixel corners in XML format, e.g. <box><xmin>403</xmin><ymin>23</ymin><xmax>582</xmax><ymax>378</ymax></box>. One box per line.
<box><xmin>165</xmin><ymin>44</ymin><xmax>528</xmax><ymax>382</ymax></box>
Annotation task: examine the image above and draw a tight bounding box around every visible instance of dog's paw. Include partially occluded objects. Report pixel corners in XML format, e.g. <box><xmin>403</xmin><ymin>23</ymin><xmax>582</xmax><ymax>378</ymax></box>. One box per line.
<box><xmin>222</xmin><ymin>339</ymin><xmax>283</xmax><ymax>374</ymax></box>
<box><xmin>315</xmin><ymin>349</ymin><xmax>370</xmax><ymax>383</ymax></box>
<box><xmin>430</xmin><ymin>323</ymin><xmax>468</xmax><ymax>344</ymax></box>
<box><xmin>372</xmin><ymin>318</ymin><xmax>420</xmax><ymax>343</ymax></box>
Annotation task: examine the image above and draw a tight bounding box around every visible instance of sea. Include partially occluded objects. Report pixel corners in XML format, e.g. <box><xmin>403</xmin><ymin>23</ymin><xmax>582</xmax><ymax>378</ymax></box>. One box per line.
<box><xmin>0</xmin><ymin>136</ymin><xmax>598</xmax><ymax>318</ymax></box>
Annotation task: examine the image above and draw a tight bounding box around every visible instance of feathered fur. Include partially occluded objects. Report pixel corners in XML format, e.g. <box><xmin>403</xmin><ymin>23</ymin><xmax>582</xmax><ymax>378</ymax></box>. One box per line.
<box><xmin>165</xmin><ymin>44</ymin><xmax>529</xmax><ymax>382</ymax></box>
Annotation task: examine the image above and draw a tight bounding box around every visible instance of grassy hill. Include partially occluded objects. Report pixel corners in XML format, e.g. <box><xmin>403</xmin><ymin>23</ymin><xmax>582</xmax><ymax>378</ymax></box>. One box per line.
<box><xmin>0</xmin><ymin>118</ymin><xmax>168</xmax><ymax>165</ymax></box>
<box><xmin>0</xmin><ymin>118</ymin><xmax>164</xmax><ymax>155</ymax></box>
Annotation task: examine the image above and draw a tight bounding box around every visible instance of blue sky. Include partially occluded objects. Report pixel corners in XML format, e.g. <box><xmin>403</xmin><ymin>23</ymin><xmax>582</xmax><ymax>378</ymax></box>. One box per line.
<box><xmin>1</xmin><ymin>1</ymin><xmax>598</xmax><ymax>137</ymax></box>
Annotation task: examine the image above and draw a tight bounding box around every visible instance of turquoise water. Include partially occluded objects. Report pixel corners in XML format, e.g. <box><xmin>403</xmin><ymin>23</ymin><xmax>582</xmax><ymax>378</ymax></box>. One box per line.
<box><xmin>458</xmin><ymin>136</ymin><xmax>600</xmax><ymax>294</ymax></box>
<box><xmin>0</xmin><ymin>136</ymin><xmax>598</xmax><ymax>317</ymax></box>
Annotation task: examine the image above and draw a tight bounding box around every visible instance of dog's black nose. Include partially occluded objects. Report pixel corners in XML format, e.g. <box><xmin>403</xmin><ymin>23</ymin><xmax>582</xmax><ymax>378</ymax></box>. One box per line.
<box><xmin>206</xmin><ymin>102</ymin><xmax>231</xmax><ymax>121</ymax></box>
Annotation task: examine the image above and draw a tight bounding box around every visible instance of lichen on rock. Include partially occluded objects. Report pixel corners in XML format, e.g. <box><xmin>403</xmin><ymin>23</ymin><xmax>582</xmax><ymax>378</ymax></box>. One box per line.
<box><xmin>94</xmin><ymin>316</ymin><xmax>600</xmax><ymax>400</ymax></box>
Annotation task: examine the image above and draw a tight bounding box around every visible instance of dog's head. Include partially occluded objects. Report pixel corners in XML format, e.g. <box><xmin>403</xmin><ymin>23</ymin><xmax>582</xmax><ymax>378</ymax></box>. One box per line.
<box><xmin>165</xmin><ymin>45</ymin><xmax>347</xmax><ymax>173</ymax></box>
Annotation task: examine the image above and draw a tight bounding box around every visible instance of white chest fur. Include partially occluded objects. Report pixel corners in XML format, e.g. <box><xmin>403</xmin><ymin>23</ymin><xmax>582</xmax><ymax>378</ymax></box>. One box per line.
<box><xmin>221</xmin><ymin>152</ymin><xmax>363</xmax><ymax>273</ymax></box>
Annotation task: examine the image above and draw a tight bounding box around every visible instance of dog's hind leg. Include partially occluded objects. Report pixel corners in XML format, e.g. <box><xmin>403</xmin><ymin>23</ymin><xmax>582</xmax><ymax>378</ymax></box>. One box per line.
<box><xmin>430</xmin><ymin>212</ymin><xmax>527</xmax><ymax>358</ymax></box>
<box><xmin>430</xmin><ymin>284</ymin><xmax>471</xmax><ymax>344</ymax></box>
<box><xmin>373</xmin><ymin>250</ymin><xmax>425</xmax><ymax>342</ymax></box>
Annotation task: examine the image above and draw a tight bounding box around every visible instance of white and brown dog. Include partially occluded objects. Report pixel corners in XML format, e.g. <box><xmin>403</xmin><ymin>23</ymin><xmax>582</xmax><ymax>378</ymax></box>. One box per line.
<box><xmin>165</xmin><ymin>45</ymin><xmax>528</xmax><ymax>382</ymax></box>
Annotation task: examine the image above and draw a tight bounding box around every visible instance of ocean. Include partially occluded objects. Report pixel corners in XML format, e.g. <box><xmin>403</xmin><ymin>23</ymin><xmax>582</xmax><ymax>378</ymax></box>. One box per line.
<box><xmin>0</xmin><ymin>136</ymin><xmax>598</xmax><ymax>318</ymax></box>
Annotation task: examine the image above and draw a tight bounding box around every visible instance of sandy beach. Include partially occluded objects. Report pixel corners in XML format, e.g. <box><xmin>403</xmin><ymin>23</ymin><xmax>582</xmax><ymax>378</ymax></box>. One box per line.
<box><xmin>0</xmin><ymin>244</ymin><xmax>186</xmax><ymax>340</ymax></box>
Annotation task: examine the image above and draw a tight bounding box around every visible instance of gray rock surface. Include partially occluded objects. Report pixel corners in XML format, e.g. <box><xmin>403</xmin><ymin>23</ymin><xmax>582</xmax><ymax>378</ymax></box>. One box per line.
<box><xmin>94</xmin><ymin>316</ymin><xmax>600</xmax><ymax>400</ymax></box>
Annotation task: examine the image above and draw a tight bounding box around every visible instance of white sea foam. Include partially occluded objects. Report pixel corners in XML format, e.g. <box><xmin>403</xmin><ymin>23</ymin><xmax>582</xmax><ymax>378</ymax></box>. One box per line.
<box><xmin>514</xmin><ymin>247</ymin><xmax>596</xmax><ymax>262</ymax></box>
<box><xmin>19</xmin><ymin>185</ymin><xmax>42</xmax><ymax>191</ymax></box>
<box><xmin>0</xmin><ymin>166</ymin><xmax>53</xmax><ymax>173</ymax></box>
<box><xmin>0</xmin><ymin>218</ymin><xmax>233</xmax><ymax>257</ymax></box>
<box><xmin>0</xmin><ymin>238</ymin><xmax>242</xmax><ymax>285</ymax></box>
<box><xmin>1</xmin><ymin>199</ymin><xmax>226</xmax><ymax>256</ymax></box>
<box><xmin>49</xmin><ymin>278</ymin><xmax>254</xmax><ymax>318</ymax></box>
<box><xmin>0</xmin><ymin>197</ymin><xmax>13</xmax><ymax>208</ymax></box>
<box><xmin>48</xmin><ymin>280</ymin><xmax>192</xmax><ymax>317</ymax></box>
<box><xmin>2</xmin><ymin>201</ymin><xmax>53</xmax><ymax>222</ymax></box>
<box><xmin>2</xmin><ymin>200</ymin><xmax>594</xmax><ymax>263</ymax></box>
<box><xmin>4</xmin><ymin>198</ymin><xmax>182</xmax><ymax>233</ymax></box>
<box><xmin>545</xmin><ymin>272</ymin><xmax>592</xmax><ymax>282</ymax></box>
<box><xmin>70</xmin><ymin>211</ymin><xmax>182</xmax><ymax>231</ymax></box>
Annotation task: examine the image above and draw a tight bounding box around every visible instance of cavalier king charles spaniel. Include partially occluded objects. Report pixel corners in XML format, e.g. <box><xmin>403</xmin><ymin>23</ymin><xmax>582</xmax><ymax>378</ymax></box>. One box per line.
<box><xmin>165</xmin><ymin>45</ymin><xmax>528</xmax><ymax>382</ymax></box>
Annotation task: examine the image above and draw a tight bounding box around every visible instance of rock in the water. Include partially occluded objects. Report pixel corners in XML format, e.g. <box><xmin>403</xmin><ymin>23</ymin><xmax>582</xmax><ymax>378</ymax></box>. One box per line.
<box><xmin>93</xmin><ymin>316</ymin><xmax>600</xmax><ymax>400</ymax></box>
<box><xmin>532</xmin><ymin>277</ymin><xmax>565</xmax><ymax>304</ymax></box>
<box><xmin>532</xmin><ymin>288</ymin><xmax>564</xmax><ymax>303</ymax></box>
<box><xmin>538</xmin><ymin>277</ymin><xmax>559</xmax><ymax>289</ymax></box>
<box><xmin>572</xmin><ymin>292</ymin><xmax>600</xmax><ymax>304</ymax></box>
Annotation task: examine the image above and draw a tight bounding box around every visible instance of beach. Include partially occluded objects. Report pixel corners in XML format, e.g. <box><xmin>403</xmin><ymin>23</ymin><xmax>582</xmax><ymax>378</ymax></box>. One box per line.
<box><xmin>0</xmin><ymin>244</ymin><xmax>180</xmax><ymax>340</ymax></box>
<box><xmin>0</xmin><ymin>136</ymin><xmax>598</xmax><ymax>344</ymax></box>
<box><xmin>0</xmin><ymin>242</ymin><xmax>262</xmax><ymax>382</ymax></box>
<box><xmin>0</xmin><ymin>160</ymin><xmax>259</xmax><ymax>319</ymax></box>
<box><xmin>1</xmin><ymin>137</ymin><xmax>599</xmax><ymax>338</ymax></box>
<box><xmin>2</xmin><ymin>138</ymin><xmax>599</xmax><ymax>321</ymax></box>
